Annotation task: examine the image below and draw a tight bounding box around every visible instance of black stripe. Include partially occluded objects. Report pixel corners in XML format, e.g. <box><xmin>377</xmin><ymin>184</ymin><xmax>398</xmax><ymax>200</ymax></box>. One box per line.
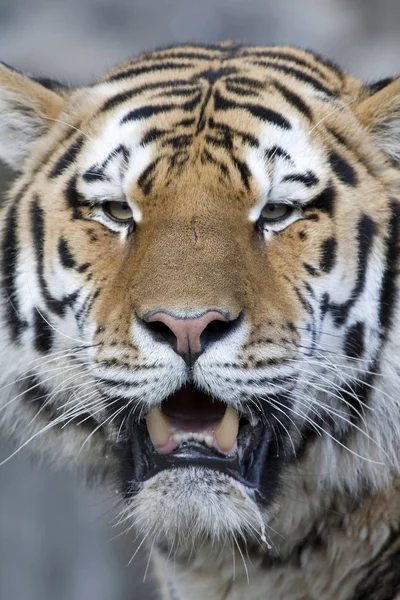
<box><xmin>307</xmin><ymin>184</ymin><xmax>336</xmax><ymax>217</ymax></box>
<box><xmin>196</xmin><ymin>67</ymin><xmax>237</xmax><ymax>84</ymax></box>
<box><xmin>232</xmin><ymin>157</ymin><xmax>252</xmax><ymax>190</ymax></box>
<box><xmin>121</xmin><ymin>103</ymin><xmax>176</xmax><ymax>124</ymax></box>
<box><xmin>83</xmin><ymin>145</ymin><xmax>130</xmax><ymax>182</ymax></box>
<box><xmin>137</xmin><ymin>159</ymin><xmax>160</xmax><ymax>195</ymax></box>
<box><xmin>368</xmin><ymin>77</ymin><xmax>395</xmax><ymax>94</ymax></box>
<box><xmin>320</xmin><ymin>237</ymin><xmax>337</xmax><ymax>273</ymax></box>
<box><xmin>33</xmin><ymin>310</ymin><xmax>53</xmax><ymax>353</ymax></box>
<box><xmin>101</xmin><ymin>79</ymin><xmax>198</xmax><ymax>112</ymax></box>
<box><xmin>0</xmin><ymin>186</ymin><xmax>30</xmax><ymax>339</ymax></box>
<box><xmin>304</xmin><ymin>262</ymin><xmax>319</xmax><ymax>276</ymax></box>
<box><xmin>294</xmin><ymin>284</ymin><xmax>315</xmax><ymax>318</ymax></box>
<box><xmin>140</xmin><ymin>128</ymin><xmax>168</xmax><ymax>145</ymax></box>
<box><xmin>177</xmin><ymin>118</ymin><xmax>196</xmax><ymax>127</ymax></box>
<box><xmin>344</xmin><ymin>321</ymin><xmax>365</xmax><ymax>359</ymax></box>
<box><xmin>58</xmin><ymin>237</ymin><xmax>76</xmax><ymax>269</ymax></box>
<box><xmin>196</xmin><ymin>87</ymin><xmax>212</xmax><ymax>133</ymax></box>
<box><xmin>205</xmin><ymin>135</ymin><xmax>232</xmax><ymax>151</ymax></box>
<box><xmin>325</xmin><ymin>215</ymin><xmax>377</xmax><ymax>326</ymax></box>
<box><xmin>329</xmin><ymin>150</ymin><xmax>358</xmax><ymax>186</ymax></box>
<box><xmin>106</xmin><ymin>62</ymin><xmax>193</xmax><ymax>82</ymax></box>
<box><xmin>251</xmin><ymin>60</ymin><xmax>334</xmax><ymax>96</ymax></box>
<box><xmin>163</xmin><ymin>87</ymin><xmax>198</xmax><ymax>97</ymax></box>
<box><xmin>241</xmin><ymin>49</ymin><xmax>330</xmax><ymax>80</ymax></box>
<box><xmin>225</xmin><ymin>82</ymin><xmax>257</xmax><ymax>97</ymax></box>
<box><xmin>208</xmin><ymin>117</ymin><xmax>259</xmax><ymax>147</ymax></box>
<box><xmin>120</xmin><ymin>93</ymin><xmax>201</xmax><ymax>125</ymax></box>
<box><xmin>82</xmin><ymin>166</ymin><xmax>107</xmax><ymax>183</ymax></box>
<box><xmin>378</xmin><ymin>201</ymin><xmax>400</xmax><ymax>337</ymax></box>
<box><xmin>327</xmin><ymin>127</ymin><xmax>376</xmax><ymax>177</ymax></box>
<box><xmin>77</xmin><ymin>262</ymin><xmax>90</xmax><ymax>273</ymax></box>
<box><xmin>74</xmin><ymin>288</ymin><xmax>99</xmax><ymax>327</ymax></box>
<box><xmin>238</xmin><ymin>103</ymin><xmax>291</xmax><ymax>130</ymax></box>
<box><xmin>49</xmin><ymin>135</ymin><xmax>84</xmax><ymax>179</ymax></box>
<box><xmin>31</xmin><ymin>197</ymin><xmax>78</xmax><ymax>316</ymax></box>
<box><xmin>338</xmin><ymin>367</ymin><xmax>376</xmax><ymax>433</ymax></box>
<box><xmin>162</xmin><ymin>134</ymin><xmax>193</xmax><ymax>150</ymax></box>
<box><xmin>65</xmin><ymin>175</ymin><xmax>83</xmax><ymax>219</ymax></box>
<box><xmin>265</xmin><ymin>146</ymin><xmax>292</xmax><ymax>162</ymax></box>
<box><xmin>282</xmin><ymin>171</ymin><xmax>319</xmax><ymax>187</ymax></box>
<box><xmin>181</xmin><ymin>91</ymin><xmax>202</xmax><ymax>111</ymax></box>
<box><xmin>32</xmin><ymin>127</ymin><xmax>77</xmax><ymax>177</ymax></box>
<box><xmin>273</xmin><ymin>81</ymin><xmax>313</xmax><ymax>120</ymax></box>
<box><xmin>214</xmin><ymin>89</ymin><xmax>291</xmax><ymax>129</ymax></box>
<box><xmin>304</xmin><ymin>49</ymin><xmax>344</xmax><ymax>79</ymax></box>
<box><xmin>225</xmin><ymin>76</ymin><xmax>265</xmax><ymax>90</ymax></box>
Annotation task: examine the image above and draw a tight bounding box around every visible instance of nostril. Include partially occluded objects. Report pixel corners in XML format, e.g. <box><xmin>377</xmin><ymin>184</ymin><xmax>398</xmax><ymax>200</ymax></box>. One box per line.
<box><xmin>203</xmin><ymin>320</ymin><xmax>233</xmax><ymax>335</ymax></box>
<box><xmin>143</xmin><ymin>319</ymin><xmax>177</xmax><ymax>348</ymax></box>
<box><xmin>200</xmin><ymin>310</ymin><xmax>244</xmax><ymax>348</ymax></box>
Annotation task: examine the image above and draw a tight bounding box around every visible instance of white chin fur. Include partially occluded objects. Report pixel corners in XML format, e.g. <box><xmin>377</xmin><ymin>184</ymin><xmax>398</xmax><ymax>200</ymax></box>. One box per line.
<box><xmin>121</xmin><ymin>467</ymin><xmax>268</xmax><ymax>550</ymax></box>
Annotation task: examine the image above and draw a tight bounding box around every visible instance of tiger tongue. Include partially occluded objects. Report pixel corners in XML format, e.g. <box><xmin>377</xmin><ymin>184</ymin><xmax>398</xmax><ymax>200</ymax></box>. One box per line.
<box><xmin>146</xmin><ymin>405</ymin><xmax>239</xmax><ymax>454</ymax></box>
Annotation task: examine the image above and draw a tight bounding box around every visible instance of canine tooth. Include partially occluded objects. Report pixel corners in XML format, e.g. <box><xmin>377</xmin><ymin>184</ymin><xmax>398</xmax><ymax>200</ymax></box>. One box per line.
<box><xmin>215</xmin><ymin>405</ymin><xmax>239</xmax><ymax>452</ymax></box>
<box><xmin>204</xmin><ymin>435</ymin><xmax>213</xmax><ymax>447</ymax></box>
<box><xmin>146</xmin><ymin>407</ymin><xmax>171</xmax><ymax>448</ymax></box>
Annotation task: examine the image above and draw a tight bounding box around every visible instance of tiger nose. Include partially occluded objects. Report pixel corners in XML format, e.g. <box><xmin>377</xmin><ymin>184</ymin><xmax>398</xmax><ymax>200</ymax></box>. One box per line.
<box><xmin>142</xmin><ymin>310</ymin><xmax>235</xmax><ymax>366</ymax></box>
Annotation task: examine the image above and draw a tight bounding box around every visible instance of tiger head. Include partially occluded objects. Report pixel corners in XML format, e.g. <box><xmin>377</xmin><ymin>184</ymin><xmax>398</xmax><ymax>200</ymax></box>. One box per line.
<box><xmin>0</xmin><ymin>44</ymin><xmax>400</xmax><ymax>554</ymax></box>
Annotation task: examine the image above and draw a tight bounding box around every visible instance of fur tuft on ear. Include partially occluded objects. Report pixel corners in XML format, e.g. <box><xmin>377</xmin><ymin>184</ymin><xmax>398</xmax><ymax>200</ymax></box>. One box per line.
<box><xmin>355</xmin><ymin>77</ymin><xmax>400</xmax><ymax>166</ymax></box>
<box><xmin>0</xmin><ymin>63</ymin><xmax>66</xmax><ymax>170</ymax></box>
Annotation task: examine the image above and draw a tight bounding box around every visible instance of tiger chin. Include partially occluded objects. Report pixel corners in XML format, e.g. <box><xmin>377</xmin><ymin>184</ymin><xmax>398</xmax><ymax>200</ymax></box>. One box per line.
<box><xmin>1</xmin><ymin>43</ymin><xmax>400</xmax><ymax>600</ymax></box>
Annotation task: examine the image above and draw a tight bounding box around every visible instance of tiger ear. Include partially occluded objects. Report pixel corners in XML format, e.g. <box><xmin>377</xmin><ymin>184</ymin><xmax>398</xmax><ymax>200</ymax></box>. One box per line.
<box><xmin>0</xmin><ymin>62</ymin><xmax>66</xmax><ymax>170</ymax></box>
<box><xmin>355</xmin><ymin>77</ymin><xmax>400</xmax><ymax>165</ymax></box>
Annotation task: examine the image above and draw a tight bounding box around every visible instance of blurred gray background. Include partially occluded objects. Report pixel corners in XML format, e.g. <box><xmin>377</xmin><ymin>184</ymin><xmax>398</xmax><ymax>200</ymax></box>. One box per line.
<box><xmin>0</xmin><ymin>1</ymin><xmax>399</xmax><ymax>599</ymax></box>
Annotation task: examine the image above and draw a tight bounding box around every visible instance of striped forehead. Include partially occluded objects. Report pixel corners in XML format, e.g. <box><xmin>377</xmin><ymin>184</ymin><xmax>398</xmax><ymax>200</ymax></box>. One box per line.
<box><xmin>78</xmin><ymin>59</ymin><xmax>331</xmax><ymax>208</ymax></box>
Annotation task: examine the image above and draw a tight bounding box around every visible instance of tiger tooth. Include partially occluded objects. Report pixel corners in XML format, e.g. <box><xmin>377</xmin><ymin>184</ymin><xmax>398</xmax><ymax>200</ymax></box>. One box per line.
<box><xmin>204</xmin><ymin>435</ymin><xmax>213</xmax><ymax>448</ymax></box>
<box><xmin>215</xmin><ymin>405</ymin><xmax>239</xmax><ymax>453</ymax></box>
<box><xmin>146</xmin><ymin>407</ymin><xmax>171</xmax><ymax>448</ymax></box>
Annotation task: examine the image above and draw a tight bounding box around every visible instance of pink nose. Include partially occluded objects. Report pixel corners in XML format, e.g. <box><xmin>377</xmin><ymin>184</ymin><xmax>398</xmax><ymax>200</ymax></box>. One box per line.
<box><xmin>143</xmin><ymin>310</ymin><xmax>233</xmax><ymax>365</ymax></box>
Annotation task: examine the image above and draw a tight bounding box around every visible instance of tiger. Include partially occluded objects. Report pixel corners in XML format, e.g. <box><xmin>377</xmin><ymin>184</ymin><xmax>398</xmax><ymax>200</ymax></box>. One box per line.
<box><xmin>0</xmin><ymin>42</ymin><xmax>400</xmax><ymax>600</ymax></box>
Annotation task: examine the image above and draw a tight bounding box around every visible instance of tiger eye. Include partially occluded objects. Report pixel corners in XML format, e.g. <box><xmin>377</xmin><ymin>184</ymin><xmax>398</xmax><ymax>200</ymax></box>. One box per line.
<box><xmin>260</xmin><ymin>203</ymin><xmax>291</xmax><ymax>222</ymax></box>
<box><xmin>103</xmin><ymin>201</ymin><xmax>133</xmax><ymax>222</ymax></box>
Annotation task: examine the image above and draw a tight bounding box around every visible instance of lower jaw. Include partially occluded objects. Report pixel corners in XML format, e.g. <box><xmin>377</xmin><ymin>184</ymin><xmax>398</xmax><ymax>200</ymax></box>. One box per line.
<box><xmin>123</xmin><ymin>462</ymin><xmax>276</xmax><ymax>557</ymax></box>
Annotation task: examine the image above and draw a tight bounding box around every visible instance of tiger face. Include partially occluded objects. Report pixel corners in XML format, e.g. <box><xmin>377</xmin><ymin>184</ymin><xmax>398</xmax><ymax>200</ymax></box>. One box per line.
<box><xmin>0</xmin><ymin>44</ymin><xmax>400</xmax><ymax>563</ymax></box>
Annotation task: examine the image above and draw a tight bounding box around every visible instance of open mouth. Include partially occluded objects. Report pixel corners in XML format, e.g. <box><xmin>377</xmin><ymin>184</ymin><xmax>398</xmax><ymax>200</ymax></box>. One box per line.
<box><xmin>131</xmin><ymin>385</ymin><xmax>271</xmax><ymax>488</ymax></box>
